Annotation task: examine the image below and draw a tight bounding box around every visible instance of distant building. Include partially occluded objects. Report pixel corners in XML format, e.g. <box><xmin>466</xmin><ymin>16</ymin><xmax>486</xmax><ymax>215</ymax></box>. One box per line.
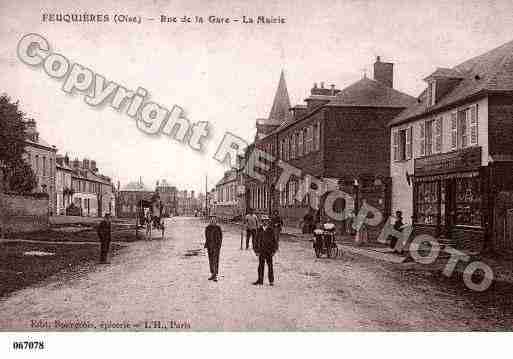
<box><xmin>23</xmin><ymin>119</ymin><xmax>57</xmax><ymax>214</ymax></box>
<box><xmin>70</xmin><ymin>158</ymin><xmax>115</xmax><ymax>217</ymax></box>
<box><xmin>156</xmin><ymin>179</ymin><xmax>178</xmax><ymax>216</ymax></box>
<box><xmin>215</xmin><ymin>169</ymin><xmax>239</xmax><ymax>220</ymax></box>
<box><xmin>116</xmin><ymin>178</ymin><xmax>154</xmax><ymax>218</ymax></box>
<box><xmin>55</xmin><ymin>154</ymin><xmax>73</xmax><ymax>215</ymax></box>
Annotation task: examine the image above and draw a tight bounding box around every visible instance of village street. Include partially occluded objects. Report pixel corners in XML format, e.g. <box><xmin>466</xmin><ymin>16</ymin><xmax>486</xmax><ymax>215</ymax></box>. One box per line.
<box><xmin>0</xmin><ymin>217</ymin><xmax>512</xmax><ymax>331</ymax></box>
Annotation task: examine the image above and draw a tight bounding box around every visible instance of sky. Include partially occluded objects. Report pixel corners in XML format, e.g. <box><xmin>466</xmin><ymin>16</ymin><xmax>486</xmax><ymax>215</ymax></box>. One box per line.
<box><xmin>1</xmin><ymin>0</ymin><xmax>513</xmax><ymax>193</ymax></box>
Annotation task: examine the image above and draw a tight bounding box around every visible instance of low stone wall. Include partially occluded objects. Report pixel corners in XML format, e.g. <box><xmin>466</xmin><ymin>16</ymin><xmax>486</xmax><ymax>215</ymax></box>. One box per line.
<box><xmin>1</xmin><ymin>193</ymin><xmax>49</xmax><ymax>233</ymax></box>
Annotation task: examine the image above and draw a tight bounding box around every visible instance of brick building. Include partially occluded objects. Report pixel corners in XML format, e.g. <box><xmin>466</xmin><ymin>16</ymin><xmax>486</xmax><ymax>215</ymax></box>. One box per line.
<box><xmin>244</xmin><ymin>58</ymin><xmax>415</xmax><ymax>235</ymax></box>
<box><xmin>23</xmin><ymin>119</ymin><xmax>57</xmax><ymax>214</ymax></box>
<box><xmin>390</xmin><ymin>39</ymin><xmax>513</xmax><ymax>254</ymax></box>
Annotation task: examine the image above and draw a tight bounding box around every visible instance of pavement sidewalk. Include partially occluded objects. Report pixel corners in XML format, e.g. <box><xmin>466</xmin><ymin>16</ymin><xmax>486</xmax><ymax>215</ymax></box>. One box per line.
<box><xmin>280</xmin><ymin>225</ymin><xmax>513</xmax><ymax>285</ymax></box>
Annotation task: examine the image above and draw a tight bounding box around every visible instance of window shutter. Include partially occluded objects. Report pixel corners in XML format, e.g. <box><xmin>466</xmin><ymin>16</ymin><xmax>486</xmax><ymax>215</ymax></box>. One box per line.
<box><xmin>435</xmin><ymin>117</ymin><xmax>442</xmax><ymax>153</ymax></box>
<box><xmin>450</xmin><ymin>112</ymin><xmax>457</xmax><ymax>150</ymax></box>
<box><xmin>418</xmin><ymin>122</ymin><xmax>425</xmax><ymax>157</ymax></box>
<box><xmin>393</xmin><ymin>130</ymin><xmax>399</xmax><ymax>161</ymax></box>
<box><xmin>470</xmin><ymin>105</ymin><xmax>478</xmax><ymax>145</ymax></box>
<box><xmin>406</xmin><ymin>127</ymin><xmax>412</xmax><ymax>159</ymax></box>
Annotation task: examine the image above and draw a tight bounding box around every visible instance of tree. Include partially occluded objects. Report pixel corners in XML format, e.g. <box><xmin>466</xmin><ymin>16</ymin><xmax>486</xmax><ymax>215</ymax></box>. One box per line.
<box><xmin>6</xmin><ymin>160</ymin><xmax>37</xmax><ymax>193</ymax></box>
<box><xmin>0</xmin><ymin>94</ymin><xmax>36</xmax><ymax>193</ymax></box>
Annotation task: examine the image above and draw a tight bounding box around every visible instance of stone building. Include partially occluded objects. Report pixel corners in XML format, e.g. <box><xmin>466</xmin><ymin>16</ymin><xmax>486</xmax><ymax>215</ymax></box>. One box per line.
<box><xmin>23</xmin><ymin>119</ymin><xmax>57</xmax><ymax>214</ymax></box>
<box><xmin>389</xmin><ymin>39</ymin><xmax>513</xmax><ymax>254</ymax></box>
<box><xmin>70</xmin><ymin>158</ymin><xmax>115</xmax><ymax>217</ymax></box>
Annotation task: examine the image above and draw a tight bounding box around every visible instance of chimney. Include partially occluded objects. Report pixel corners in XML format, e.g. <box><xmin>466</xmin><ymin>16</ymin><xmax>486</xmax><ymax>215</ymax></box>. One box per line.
<box><xmin>72</xmin><ymin>158</ymin><xmax>80</xmax><ymax>168</ymax></box>
<box><xmin>91</xmin><ymin>160</ymin><xmax>97</xmax><ymax>172</ymax></box>
<box><xmin>83</xmin><ymin>158</ymin><xmax>90</xmax><ymax>169</ymax></box>
<box><xmin>373</xmin><ymin>56</ymin><xmax>394</xmax><ymax>88</ymax></box>
<box><xmin>64</xmin><ymin>153</ymin><xmax>70</xmax><ymax>166</ymax></box>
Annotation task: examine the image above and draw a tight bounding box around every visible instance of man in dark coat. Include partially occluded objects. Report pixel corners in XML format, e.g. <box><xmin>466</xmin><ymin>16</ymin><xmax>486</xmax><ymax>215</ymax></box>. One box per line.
<box><xmin>97</xmin><ymin>213</ymin><xmax>112</xmax><ymax>264</ymax></box>
<box><xmin>204</xmin><ymin>216</ymin><xmax>222</xmax><ymax>281</ymax></box>
<box><xmin>270</xmin><ymin>210</ymin><xmax>283</xmax><ymax>251</ymax></box>
<box><xmin>253</xmin><ymin>216</ymin><xmax>278</xmax><ymax>286</ymax></box>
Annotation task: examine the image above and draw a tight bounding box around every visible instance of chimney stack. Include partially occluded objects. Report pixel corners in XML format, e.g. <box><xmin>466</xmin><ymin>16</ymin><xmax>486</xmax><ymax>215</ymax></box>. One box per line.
<box><xmin>83</xmin><ymin>158</ymin><xmax>90</xmax><ymax>170</ymax></box>
<box><xmin>72</xmin><ymin>158</ymin><xmax>80</xmax><ymax>168</ymax></box>
<box><xmin>91</xmin><ymin>160</ymin><xmax>97</xmax><ymax>172</ymax></box>
<box><xmin>373</xmin><ymin>56</ymin><xmax>394</xmax><ymax>88</ymax></box>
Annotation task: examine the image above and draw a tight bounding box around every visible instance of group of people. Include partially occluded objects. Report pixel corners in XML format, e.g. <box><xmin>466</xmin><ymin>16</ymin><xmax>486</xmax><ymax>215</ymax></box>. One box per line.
<box><xmin>203</xmin><ymin>208</ymin><xmax>283</xmax><ymax>285</ymax></box>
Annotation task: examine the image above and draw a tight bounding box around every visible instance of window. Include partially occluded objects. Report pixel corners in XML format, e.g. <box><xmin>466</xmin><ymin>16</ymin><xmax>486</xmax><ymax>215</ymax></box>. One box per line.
<box><xmin>428</xmin><ymin>81</ymin><xmax>436</xmax><ymax>106</ymax></box>
<box><xmin>425</xmin><ymin>120</ymin><xmax>434</xmax><ymax>156</ymax></box>
<box><xmin>455</xmin><ymin>176</ymin><xmax>482</xmax><ymax>227</ymax></box>
<box><xmin>435</xmin><ymin>118</ymin><xmax>443</xmax><ymax>153</ymax></box>
<box><xmin>313</xmin><ymin>123</ymin><xmax>320</xmax><ymax>151</ymax></box>
<box><xmin>305</xmin><ymin>126</ymin><xmax>313</xmax><ymax>154</ymax></box>
<box><xmin>284</xmin><ymin>137</ymin><xmax>289</xmax><ymax>161</ymax></box>
<box><xmin>42</xmin><ymin>156</ymin><xmax>46</xmax><ymax>176</ymax></box>
<box><xmin>298</xmin><ymin>130</ymin><xmax>303</xmax><ymax>157</ymax></box>
<box><xmin>393</xmin><ymin>127</ymin><xmax>412</xmax><ymax>161</ymax></box>
<box><xmin>415</xmin><ymin>181</ymin><xmax>439</xmax><ymax>225</ymax></box>
<box><xmin>452</xmin><ymin>105</ymin><xmax>478</xmax><ymax>150</ymax></box>
<box><xmin>290</xmin><ymin>134</ymin><xmax>296</xmax><ymax>159</ymax></box>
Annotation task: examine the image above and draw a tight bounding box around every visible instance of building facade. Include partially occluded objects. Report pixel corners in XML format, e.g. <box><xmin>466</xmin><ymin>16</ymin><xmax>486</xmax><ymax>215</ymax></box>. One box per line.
<box><xmin>23</xmin><ymin>119</ymin><xmax>57</xmax><ymax>214</ymax></box>
<box><xmin>55</xmin><ymin>154</ymin><xmax>73</xmax><ymax>215</ymax></box>
<box><xmin>390</xmin><ymin>40</ymin><xmax>513</xmax><ymax>254</ymax></box>
<box><xmin>156</xmin><ymin>179</ymin><xmax>178</xmax><ymax>217</ymax></box>
<box><xmin>242</xmin><ymin>59</ymin><xmax>415</xmax><ymax>235</ymax></box>
<box><xmin>215</xmin><ymin>169</ymin><xmax>239</xmax><ymax>220</ymax></box>
<box><xmin>116</xmin><ymin>179</ymin><xmax>154</xmax><ymax>218</ymax></box>
<box><xmin>70</xmin><ymin>158</ymin><xmax>115</xmax><ymax>217</ymax></box>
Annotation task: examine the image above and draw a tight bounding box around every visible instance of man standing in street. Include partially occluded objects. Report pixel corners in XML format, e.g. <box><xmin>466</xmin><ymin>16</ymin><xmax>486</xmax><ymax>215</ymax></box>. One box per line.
<box><xmin>244</xmin><ymin>208</ymin><xmax>258</xmax><ymax>250</ymax></box>
<box><xmin>253</xmin><ymin>215</ymin><xmax>278</xmax><ymax>286</ymax></box>
<box><xmin>204</xmin><ymin>216</ymin><xmax>222</xmax><ymax>282</ymax></box>
<box><xmin>271</xmin><ymin>210</ymin><xmax>283</xmax><ymax>251</ymax></box>
<box><xmin>97</xmin><ymin>213</ymin><xmax>112</xmax><ymax>264</ymax></box>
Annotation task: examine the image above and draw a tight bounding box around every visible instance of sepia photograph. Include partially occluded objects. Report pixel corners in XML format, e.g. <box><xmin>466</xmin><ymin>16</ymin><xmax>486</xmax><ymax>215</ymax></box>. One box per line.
<box><xmin>1</xmin><ymin>0</ymin><xmax>513</xmax><ymax>356</ymax></box>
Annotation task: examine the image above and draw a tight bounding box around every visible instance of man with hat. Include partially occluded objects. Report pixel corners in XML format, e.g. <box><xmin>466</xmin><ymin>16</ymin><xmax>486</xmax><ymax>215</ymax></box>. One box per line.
<box><xmin>252</xmin><ymin>215</ymin><xmax>278</xmax><ymax>286</ymax></box>
<box><xmin>204</xmin><ymin>215</ymin><xmax>223</xmax><ymax>282</ymax></box>
<box><xmin>97</xmin><ymin>213</ymin><xmax>112</xmax><ymax>264</ymax></box>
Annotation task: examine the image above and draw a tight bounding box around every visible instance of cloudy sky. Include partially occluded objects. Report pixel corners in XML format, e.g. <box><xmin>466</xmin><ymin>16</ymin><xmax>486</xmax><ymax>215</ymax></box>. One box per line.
<box><xmin>1</xmin><ymin>0</ymin><xmax>513</xmax><ymax>193</ymax></box>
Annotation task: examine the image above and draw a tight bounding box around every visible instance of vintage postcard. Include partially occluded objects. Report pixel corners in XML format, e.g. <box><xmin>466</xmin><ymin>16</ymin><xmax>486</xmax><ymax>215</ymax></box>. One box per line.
<box><xmin>1</xmin><ymin>0</ymin><xmax>513</xmax><ymax>355</ymax></box>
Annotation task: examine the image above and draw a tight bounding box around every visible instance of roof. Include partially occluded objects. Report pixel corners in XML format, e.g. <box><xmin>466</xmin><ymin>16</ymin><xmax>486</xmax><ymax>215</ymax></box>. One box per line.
<box><xmin>267</xmin><ymin>70</ymin><xmax>292</xmax><ymax>124</ymax></box>
<box><xmin>424</xmin><ymin>67</ymin><xmax>464</xmax><ymax>80</ymax></box>
<box><xmin>326</xmin><ymin>77</ymin><xmax>416</xmax><ymax>108</ymax></box>
<box><xmin>25</xmin><ymin>137</ymin><xmax>55</xmax><ymax>151</ymax></box>
<box><xmin>121</xmin><ymin>181</ymin><xmax>152</xmax><ymax>191</ymax></box>
<box><xmin>391</xmin><ymin>39</ymin><xmax>513</xmax><ymax>126</ymax></box>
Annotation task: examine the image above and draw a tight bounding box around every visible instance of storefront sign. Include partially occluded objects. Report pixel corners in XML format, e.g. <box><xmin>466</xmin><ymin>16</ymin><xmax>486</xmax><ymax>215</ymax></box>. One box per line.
<box><xmin>414</xmin><ymin>146</ymin><xmax>481</xmax><ymax>177</ymax></box>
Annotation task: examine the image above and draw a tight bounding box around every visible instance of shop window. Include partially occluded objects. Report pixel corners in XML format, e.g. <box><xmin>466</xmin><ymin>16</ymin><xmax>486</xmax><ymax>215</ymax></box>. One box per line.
<box><xmin>455</xmin><ymin>177</ymin><xmax>482</xmax><ymax>227</ymax></box>
<box><xmin>416</xmin><ymin>181</ymin><xmax>439</xmax><ymax>225</ymax></box>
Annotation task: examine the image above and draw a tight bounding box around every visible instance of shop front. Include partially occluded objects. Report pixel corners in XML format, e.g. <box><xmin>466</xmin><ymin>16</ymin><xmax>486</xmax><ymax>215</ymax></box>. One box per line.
<box><xmin>412</xmin><ymin>146</ymin><xmax>486</xmax><ymax>251</ymax></box>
